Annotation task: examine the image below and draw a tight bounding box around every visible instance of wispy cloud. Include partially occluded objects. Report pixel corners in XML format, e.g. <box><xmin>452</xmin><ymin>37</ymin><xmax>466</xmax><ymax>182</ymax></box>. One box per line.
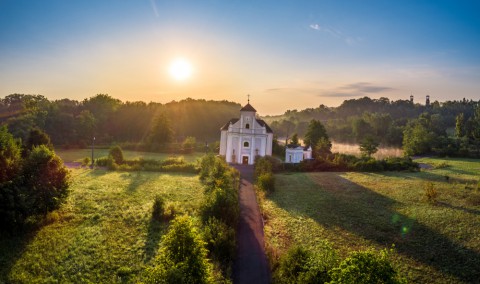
<box><xmin>149</xmin><ymin>0</ymin><xmax>159</xmax><ymax>17</ymax></box>
<box><xmin>309</xmin><ymin>23</ymin><xmax>362</xmax><ymax>45</ymax></box>
<box><xmin>341</xmin><ymin>82</ymin><xmax>393</xmax><ymax>93</ymax></box>
<box><xmin>320</xmin><ymin>82</ymin><xmax>394</xmax><ymax>97</ymax></box>
<box><xmin>265</xmin><ymin>82</ymin><xmax>394</xmax><ymax>98</ymax></box>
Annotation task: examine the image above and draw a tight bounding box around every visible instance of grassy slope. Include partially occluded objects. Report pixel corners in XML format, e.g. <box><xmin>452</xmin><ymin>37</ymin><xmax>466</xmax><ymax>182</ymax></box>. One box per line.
<box><xmin>56</xmin><ymin>148</ymin><xmax>204</xmax><ymax>163</ymax></box>
<box><xmin>264</xmin><ymin>157</ymin><xmax>480</xmax><ymax>283</ymax></box>
<box><xmin>0</xmin><ymin>169</ymin><xmax>204</xmax><ymax>283</ymax></box>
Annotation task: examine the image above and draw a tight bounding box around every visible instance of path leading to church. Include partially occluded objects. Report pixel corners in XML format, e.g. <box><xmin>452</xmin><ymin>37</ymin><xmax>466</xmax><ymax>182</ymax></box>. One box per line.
<box><xmin>232</xmin><ymin>165</ymin><xmax>270</xmax><ymax>284</ymax></box>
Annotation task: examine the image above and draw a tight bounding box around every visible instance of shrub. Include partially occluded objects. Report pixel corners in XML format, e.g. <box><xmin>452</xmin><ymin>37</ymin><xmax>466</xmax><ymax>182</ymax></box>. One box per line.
<box><xmin>255</xmin><ymin>157</ymin><xmax>273</xmax><ymax>178</ymax></box>
<box><xmin>201</xmin><ymin>187</ymin><xmax>239</xmax><ymax>228</ymax></box>
<box><xmin>82</xmin><ymin>157</ymin><xmax>91</xmax><ymax>167</ymax></box>
<box><xmin>383</xmin><ymin>157</ymin><xmax>419</xmax><ymax>172</ymax></box>
<box><xmin>329</xmin><ymin>249</ymin><xmax>404</xmax><ymax>284</ymax></box>
<box><xmin>257</xmin><ymin>172</ymin><xmax>275</xmax><ymax>194</ymax></box>
<box><xmin>424</xmin><ymin>182</ymin><xmax>439</xmax><ymax>204</ymax></box>
<box><xmin>199</xmin><ymin>154</ymin><xmax>216</xmax><ymax>182</ymax></box>
<box><xmin>145</xmin><ymin>216</ymin><xmax>213</xmax><ymax>284</ymax></box>
<box><xmin>109</xmin><ymin>145</ymin><xmax>124</xmax><ymax>164</ymax></box>
<box><xmin>22</xmin><ymin>145</ymin><xmax>71</xmax><ymax>217</ymax></box>
<box><xmin>354</xmin><ymin>158</ymin><xmax>384</xmax><ymax>172</ymax></box>
<box><xmin>274</xmin><ymin>244</ymin><xmax>338</xmax><ymax>284</ymax></box>
<box><xmin>255</xmin><ymin>157</ymin><xmax>275</xmax><ymax>193</ymax></box>
<box><xmin>203</xmin><ymin>217</ymin><xmax>236</xmax><ymax>270</ymax></box>
<box><xmin>95</xmin><ymin>157</ymin><xmax>110</xmax><ymax>167</ymax></box>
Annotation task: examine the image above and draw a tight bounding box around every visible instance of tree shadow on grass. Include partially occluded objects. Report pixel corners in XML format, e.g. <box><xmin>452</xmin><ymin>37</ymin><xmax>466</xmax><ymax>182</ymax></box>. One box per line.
<box><xmin>143</xmin><ymin>218</ymin><xmax>168</xmax><ymax>263</ymax></box>
<box><xmin>119</xmin><ymin>172</ymin><xmax>152</xmax><ymax>192</ymax></box>
<box><xmin>270</xmin><ymin>173</ymin><xmax>480</xmax><ymax>283</ymax></box>
<box><xmin>0</xmin><ymin>228</ymin><xmax>38</xmax><ymax>282</ymax></box>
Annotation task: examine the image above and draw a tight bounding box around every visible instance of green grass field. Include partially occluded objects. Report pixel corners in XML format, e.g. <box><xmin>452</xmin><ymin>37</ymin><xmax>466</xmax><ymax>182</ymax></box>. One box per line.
<box><xmin>0</xmin><ymin>169</ymin><xmax>204</xmax><ymax>283</ymax></box>
<box><xmin>264</xmin><ymin>157</ymin><xmax>480</xmax><ymax>283</ymax></box>
<box><xmin>56</xmin><ymin>148</ymin><xmax>204</xmax><ymax>163</ymax></box>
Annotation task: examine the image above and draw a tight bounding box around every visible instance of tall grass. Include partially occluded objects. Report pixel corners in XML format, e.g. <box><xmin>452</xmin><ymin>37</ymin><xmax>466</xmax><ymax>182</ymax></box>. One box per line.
<box><xmin>331</xmin><ymin>142</ymin><xmax>403</xmax><ymax>159</ymax></box>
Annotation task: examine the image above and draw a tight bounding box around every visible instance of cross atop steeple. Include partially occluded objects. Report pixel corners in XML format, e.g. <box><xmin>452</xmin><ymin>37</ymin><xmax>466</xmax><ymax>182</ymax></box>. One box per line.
<box><xmin>247</xmin><ymin>94</ymin><xmax>250</xmax><ymax>104</ymax></box>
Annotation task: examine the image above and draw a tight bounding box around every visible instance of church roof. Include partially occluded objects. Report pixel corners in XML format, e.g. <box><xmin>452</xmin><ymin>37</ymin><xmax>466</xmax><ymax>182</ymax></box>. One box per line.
<box><xmin>220</xmin><ymin>119</ymin><xmax>239</xmax><ymax>130</ymax></box>
<box><xmin>256</xmin><ymin>119</ymin><xmax>273</xmax><ymax>133</ymax></box>
<box><xmin>219</xmin><ymin>118</ymin><xmax>273</xmax><ymax>134</ymax></box>
<box><xmin>240</xmin><ymin>103</ymin><xmax>257</xmax><ymax>112</ymax></box>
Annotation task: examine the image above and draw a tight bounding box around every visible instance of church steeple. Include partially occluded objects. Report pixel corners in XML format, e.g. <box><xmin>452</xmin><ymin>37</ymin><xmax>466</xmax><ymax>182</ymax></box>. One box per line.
<box><xmin>240</xmin><ymin>94</ymin><xmax>257</xmax><ymax>112</ymax></box>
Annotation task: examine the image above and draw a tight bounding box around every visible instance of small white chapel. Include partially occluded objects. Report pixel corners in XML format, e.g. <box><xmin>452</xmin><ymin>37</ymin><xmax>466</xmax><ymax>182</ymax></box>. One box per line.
<box><xmin>219</xmin><ymin>100</ymin><xmax>273</xmax><ymax>165</ymax></box>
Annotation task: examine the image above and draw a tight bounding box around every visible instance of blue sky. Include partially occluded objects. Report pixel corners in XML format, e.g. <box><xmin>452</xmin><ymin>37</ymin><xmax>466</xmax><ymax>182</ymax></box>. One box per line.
<box><xmin>0</xmin><ymin>0</ymin><xmax>479</xmax><ymax>114</ymax></box>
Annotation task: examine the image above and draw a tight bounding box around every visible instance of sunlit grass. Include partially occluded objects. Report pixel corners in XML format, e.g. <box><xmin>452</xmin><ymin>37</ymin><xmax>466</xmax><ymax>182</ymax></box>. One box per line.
<box><xmin>56</xmin><ymin>148</ymin><xmax>205</xmax><ymax>163</ymax></box>
<box><xmin>331</xmin><ymin>141</ymin><xmax>403</xmax><ymax>159</ymax></box>
<box><xmin>0</xmin><ymin>169</ymin><xmax>204</xmax><ymax>283</ymax></box>
<box><xmin>263</xmin><ymin>158</ymin><xmax>480</xmax><ymax>283</ymax></box>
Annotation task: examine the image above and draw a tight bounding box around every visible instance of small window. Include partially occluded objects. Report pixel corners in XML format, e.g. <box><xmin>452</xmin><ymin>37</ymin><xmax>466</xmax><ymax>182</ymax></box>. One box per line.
<box><xmin>243</xmin><ymin>141</ymin><xmax>249</xmax><ymax>148</ymax></box>
<box><xmin>245</xmin><ymin>123</ymin><xmax>250</xmax><ymax>129</ymax></box>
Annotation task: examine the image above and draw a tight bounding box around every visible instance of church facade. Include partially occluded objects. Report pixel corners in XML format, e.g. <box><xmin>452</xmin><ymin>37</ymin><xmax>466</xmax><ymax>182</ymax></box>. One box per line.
<box><xmin>219</xmin><ymin>103</ymin><xmax>273</xmax><ymax>165</ymax></box>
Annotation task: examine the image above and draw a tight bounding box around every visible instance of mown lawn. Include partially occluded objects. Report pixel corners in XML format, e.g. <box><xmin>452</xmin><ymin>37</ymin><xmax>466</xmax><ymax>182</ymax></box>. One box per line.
<box><xmin>0</xmin><ymin>169</ymin><xmax>204</xmax><ymax>283</ymax></box>
<box><xmin>264</xmin><ymin>157</ymin><xmax>480</xmax><ymax>283</ymax></box>
<box><xmin>56</xmin><ymin>148</ymin><xmax>204</xmax><ymax>163</ymax></box>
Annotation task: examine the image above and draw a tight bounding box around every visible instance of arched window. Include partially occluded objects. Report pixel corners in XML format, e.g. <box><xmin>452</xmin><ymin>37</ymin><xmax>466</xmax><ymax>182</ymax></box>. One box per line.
<box><xmin>245</xmin><ymin>123</ymin><xmax>250</xmax><ymax>129</ymax></box>
<box><xmin>243</xmin><ymin>141</ymin><xmax>249</xmax><ymax>148</ymax></box>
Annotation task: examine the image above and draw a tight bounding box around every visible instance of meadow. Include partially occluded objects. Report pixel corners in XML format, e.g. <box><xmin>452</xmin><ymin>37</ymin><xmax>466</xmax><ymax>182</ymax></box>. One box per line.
<box><xmin>0</xmin><ymin>169</ymin><xmax>204</xmax><ymax>283</ymax></box>
<box><xmin>263</xmin><ymin>157</ymin><xmax>480</xmax><ymax>283</ymax></box>
<box><xmin>56</xmin><ymin>148</ymin><xmax>204</xmax><ymax>163</ymax></box>
<box><xmin>331</xmin><ymin>141</ymin><xmax>403</xmax><ymax>159</ymax></box>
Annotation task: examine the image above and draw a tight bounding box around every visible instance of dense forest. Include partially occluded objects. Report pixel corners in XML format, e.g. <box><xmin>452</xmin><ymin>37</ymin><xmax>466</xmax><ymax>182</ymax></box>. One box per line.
<box><xmin>1</xmin><ymin>94</ymin><xmax>479</xmax><ymax>157</ymax></box>
<box><xmin>265</xmin><ymin>96</ymin><xmax>480</xmax><ymax>157</ymax></box>
<box><xmin>0</xmin><ymin>94</ymin><xmax>241</xmax><ymax>149</ymax></box>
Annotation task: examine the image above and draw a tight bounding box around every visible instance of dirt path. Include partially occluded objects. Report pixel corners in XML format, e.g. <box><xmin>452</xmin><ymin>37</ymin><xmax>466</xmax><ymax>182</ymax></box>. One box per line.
<box><xmin>232</xmin><ymin>165</ymin><xmax>270</xmax><ymax>284</ymax></box>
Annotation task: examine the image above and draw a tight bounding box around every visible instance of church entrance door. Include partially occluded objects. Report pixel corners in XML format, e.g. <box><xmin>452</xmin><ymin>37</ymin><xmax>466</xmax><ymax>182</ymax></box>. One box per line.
<box><xmin>242</xmin><ymin>156</ymin><xmax>249</xmax><ymax>165</ymax></box>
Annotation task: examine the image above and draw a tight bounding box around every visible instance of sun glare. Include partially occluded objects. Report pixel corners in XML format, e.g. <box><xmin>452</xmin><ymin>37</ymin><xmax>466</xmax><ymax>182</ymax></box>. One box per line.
<box><xmin>169</xmin><ymin>58</ymin><xmax>193</xmax><ymax>81</ymax></box>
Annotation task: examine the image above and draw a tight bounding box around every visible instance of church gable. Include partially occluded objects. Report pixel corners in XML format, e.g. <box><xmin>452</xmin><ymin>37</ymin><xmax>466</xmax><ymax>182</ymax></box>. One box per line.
<box><xmin>219</xmin><ymin>101</ymin><xmax>274</xmax><ymax>165</ymax></box>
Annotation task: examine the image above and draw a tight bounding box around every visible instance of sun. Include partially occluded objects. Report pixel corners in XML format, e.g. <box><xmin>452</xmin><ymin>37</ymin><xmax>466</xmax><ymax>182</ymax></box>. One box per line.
<box><xmin>169</xmin><ymin>58</ymin><xmax>193</xmax><ymax>81</ymax></box>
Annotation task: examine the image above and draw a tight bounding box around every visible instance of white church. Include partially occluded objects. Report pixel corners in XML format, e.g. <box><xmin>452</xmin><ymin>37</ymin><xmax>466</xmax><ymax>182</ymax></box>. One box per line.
<box><xmin>219</xmin><ymin>102</ymin><xmax>273</xmax><ymax>165</ymax></box>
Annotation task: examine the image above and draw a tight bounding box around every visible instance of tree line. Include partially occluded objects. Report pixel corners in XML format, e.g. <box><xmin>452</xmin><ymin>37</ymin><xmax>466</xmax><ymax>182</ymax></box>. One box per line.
<box><xmin>266</xmin><ymin>96</ymin><xmax>478</xmax><ymax>147</ymax></box>
<box><xmin>0</xmin><ymin>94</ymin><xmax>241</xmax><ymax>149</ymax></box>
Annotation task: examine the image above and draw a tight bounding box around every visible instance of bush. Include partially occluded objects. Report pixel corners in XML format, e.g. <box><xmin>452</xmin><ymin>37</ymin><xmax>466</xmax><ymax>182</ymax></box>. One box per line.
<box><xmin>424</xmin><ymin>182</ymin><xmax>439</xmax><ymax>204</ymax></box>
<box><xmin>82</xmin><ymin>157</ymin><xmax>91</xmax><ymax>167</ymax></box>
<box><xmin>145</xmin><ymin>216</ymin><xmax>213</xmax><ymax>284</ymax></box>
<box><xmin>109</xmin><ymin>145</ymin><xmax>124</xmax><ymax>164</ymax></box>
<box><xmin>274</xmin><ymin>244</ymin><xmax>338</xmax><ymax>284</ymax></box>
<box><xmin>255</xmin><ymin>156</ymin><xmax>273</xmax><ymax>178</ymax></box>
<box><xmin>22</xmin><ymin>145</ymin><xmax>71</xmax><ymax>217</ymax></box>
<box><xmin>255</xmin><ymin>157</ymin><xmax>276</xmax><ymax>193</ymax></box>
<box><xmin>201</xmin><ymin>187</ymin><xmax>239</xmax><ymax>228</ymax></box>
<box><xmin>203</xmin><ymin>217</ymin><xmax>236</xmax><ymax>270</ymax></box>
<box><xmin>257</xmin><ymin>172</ymin><xmax>275</xmax><ymax>194</ymax></box>
<box><xmin>329</xmin><ymin>249</ymin><xmax>404</xmax><ymax>284</ymax></box>
<box><xmin>354</xmin><ymin>158</ymin><xmax>385</xmax><ymax>172</ymax></box>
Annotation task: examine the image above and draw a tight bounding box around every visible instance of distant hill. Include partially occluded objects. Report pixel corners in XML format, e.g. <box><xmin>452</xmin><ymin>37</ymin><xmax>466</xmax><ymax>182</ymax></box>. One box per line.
<box><xmin>262</xmin><ymin>96</ymin><xmax>478</xmax><ymax>146</ymax></box>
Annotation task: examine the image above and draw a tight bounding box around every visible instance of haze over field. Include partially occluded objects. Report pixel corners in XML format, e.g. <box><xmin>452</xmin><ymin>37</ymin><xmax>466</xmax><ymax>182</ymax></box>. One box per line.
<box><xmin>1</xmin><ymin>0</ymin><xmax>479</xmax><ymax>114</ymax></box>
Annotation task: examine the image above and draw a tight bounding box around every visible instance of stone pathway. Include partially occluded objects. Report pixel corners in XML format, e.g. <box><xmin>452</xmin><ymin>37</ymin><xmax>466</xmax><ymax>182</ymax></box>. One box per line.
<box><xmin>232</xmin><ymin>164</ymin><xmax>270</xmax><ymax>284</ymax></box>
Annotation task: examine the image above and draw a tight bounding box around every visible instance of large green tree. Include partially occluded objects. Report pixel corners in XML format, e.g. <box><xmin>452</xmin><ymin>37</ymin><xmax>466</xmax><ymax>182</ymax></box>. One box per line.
<box><xmin>0</xmin><ymin>126</ymin><xmax>21</xmax><ymax>183</ymax></box>
<box><xmin>402</xmin><ymin>121</ymin><xmax>436</xmax><ymax>156</ymax></box>
<box><xmin>304</xmin><ymin>119</ymin><xmax>330</xmax><ymax>158</ymax></box>
<box><xmin>146</xmin><ymin>112</ymin><xmax>175</xmax><ymax>149</ymax></box>
<box><xmin>359</xmin><ymin>136</ymin><xmax>380</xmax><ymax>158</ymax></box>
<box><xmin>22</xmin><ymin>145</ymin><xmax>70</xmax><ymax>216</ymax></box>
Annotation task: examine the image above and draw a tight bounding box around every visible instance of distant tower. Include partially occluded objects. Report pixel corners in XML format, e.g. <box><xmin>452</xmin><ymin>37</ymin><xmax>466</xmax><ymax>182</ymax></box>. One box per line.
<box><xmin>426</xmin><ymin>95</ymin><xmax>430</xmax><ymax>107</ymax></box>
<box><xmin>410</xmin><ymin>94</ymin><xmax>414</xmax><ymax>103</ymax></box>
